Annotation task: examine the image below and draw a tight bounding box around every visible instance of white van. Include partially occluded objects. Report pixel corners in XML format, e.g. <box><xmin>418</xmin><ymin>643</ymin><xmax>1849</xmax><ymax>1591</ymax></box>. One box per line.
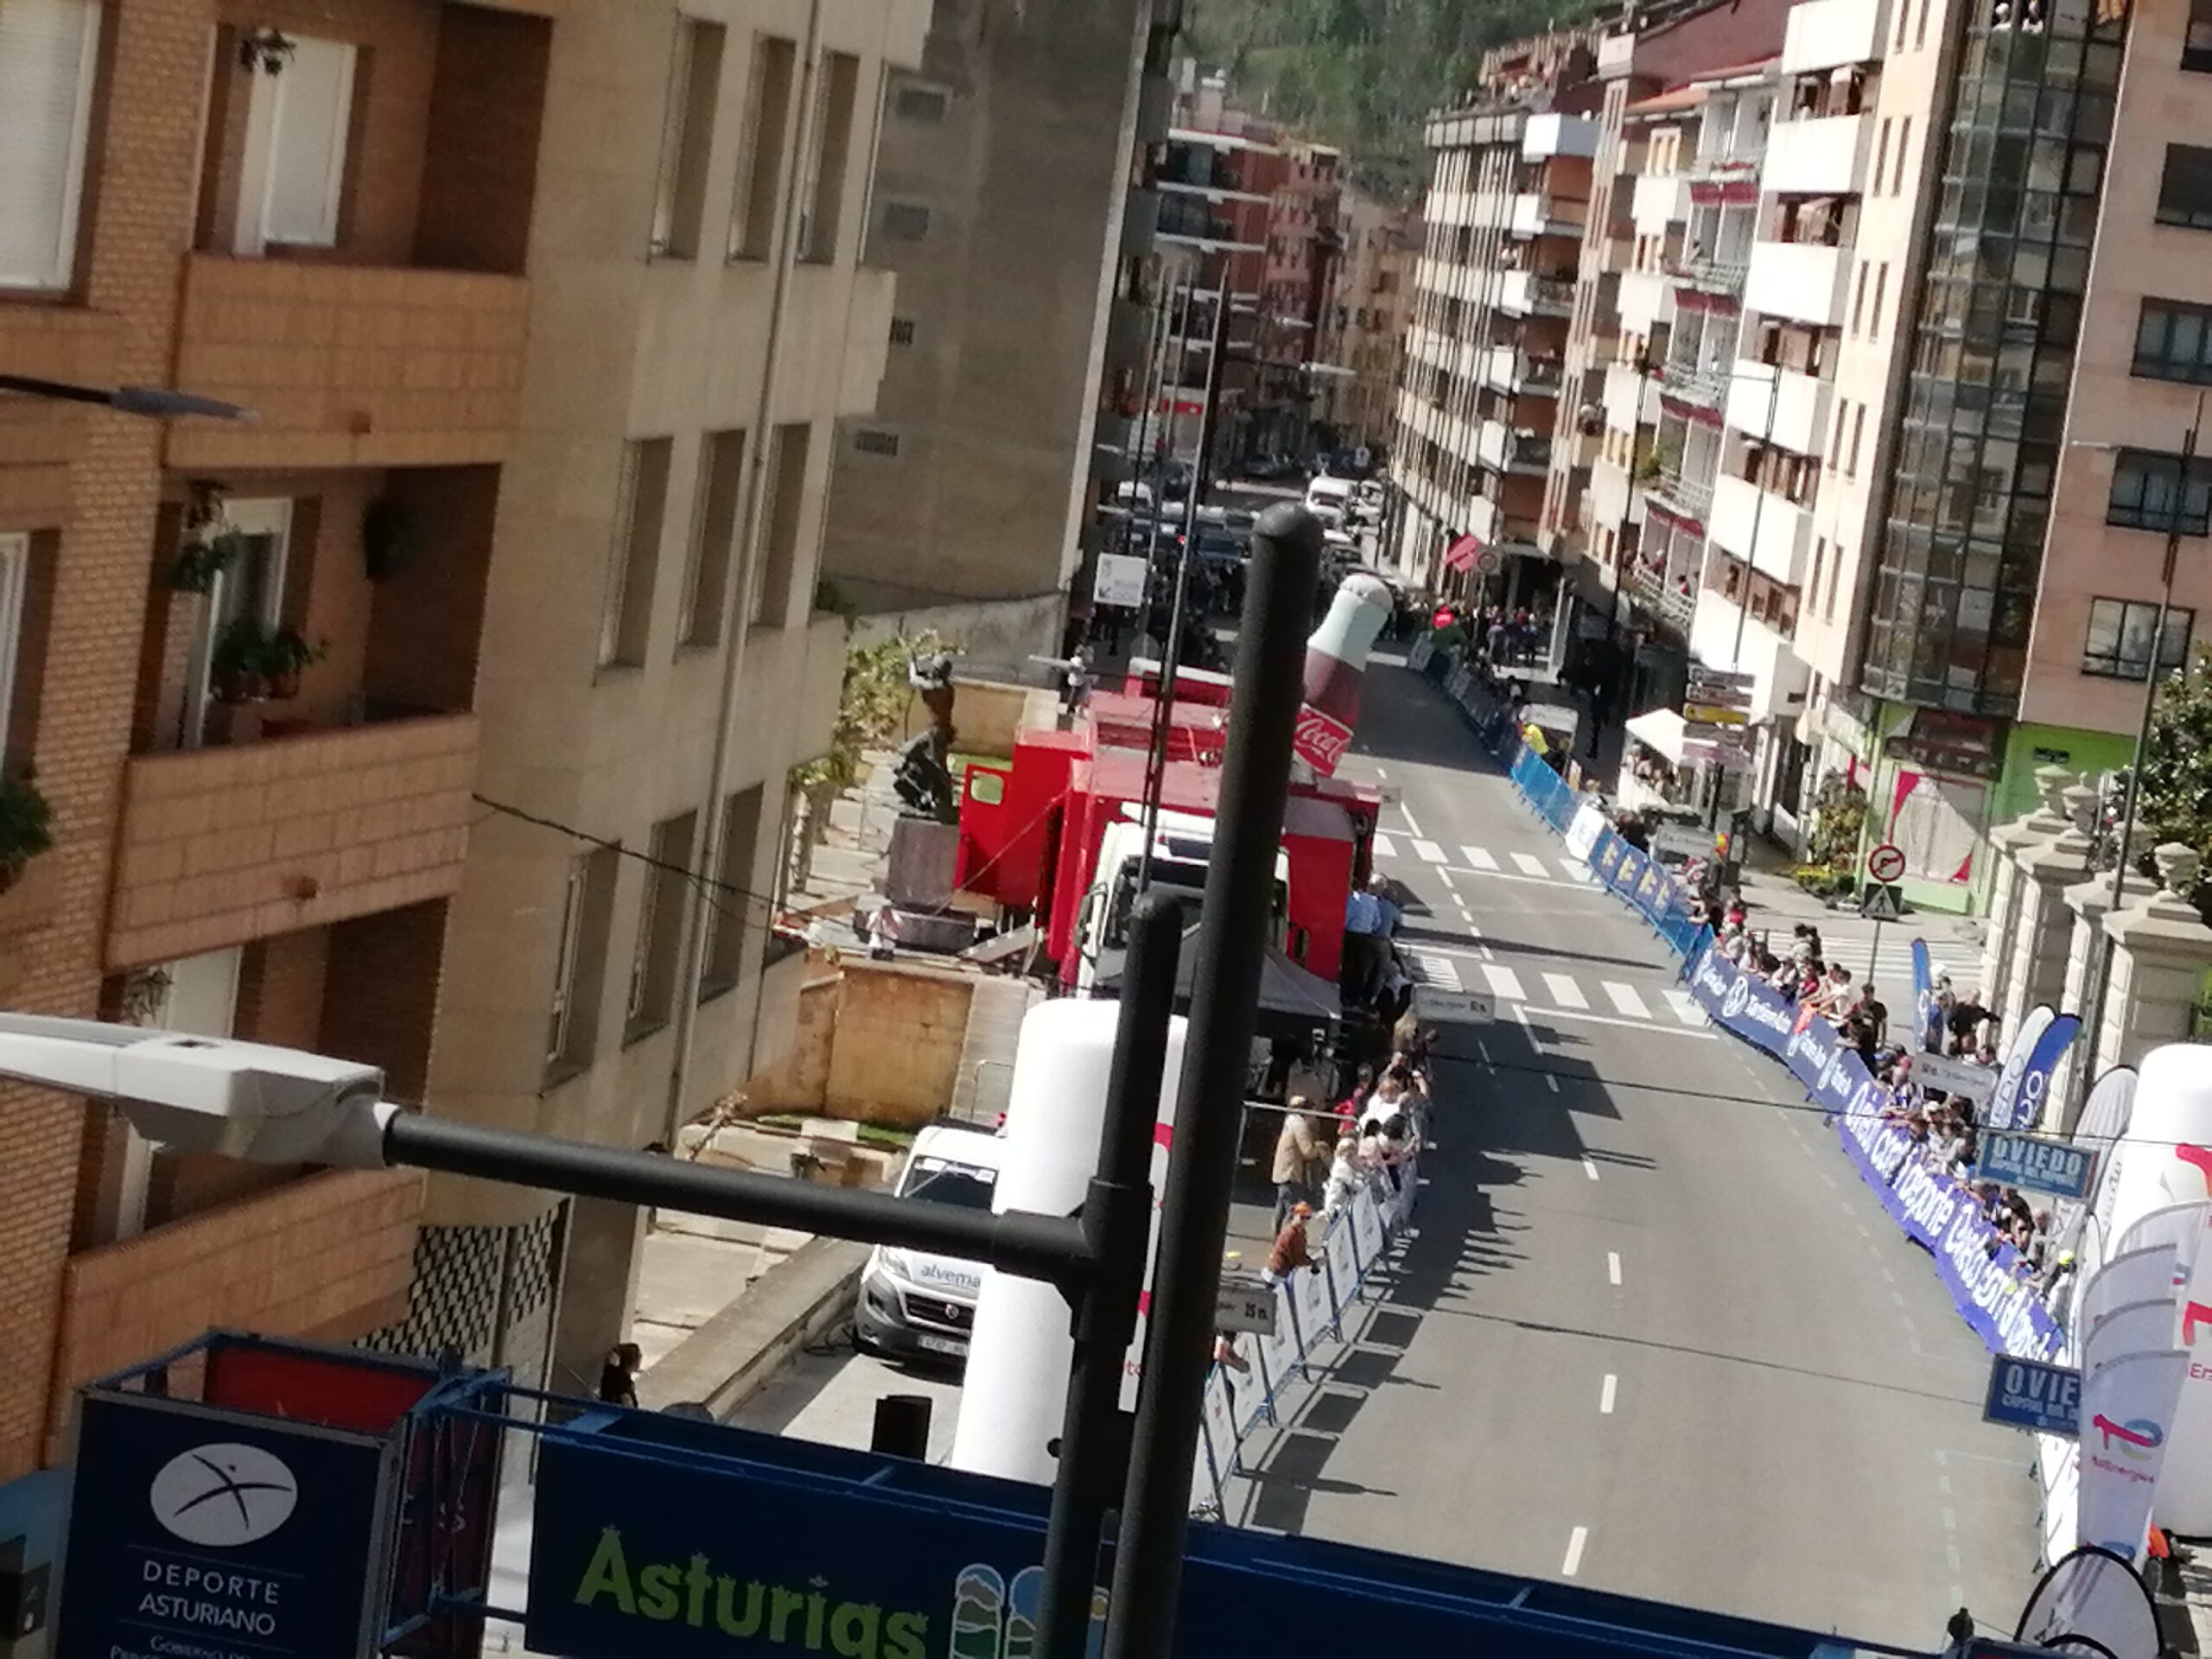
<box><xmin>855</xmin><ymin>1122</ymin><xmax>1006</xmax><ymax>1363</ymax></box>
<box><xmin>1304</xmin><ymin>475</ymin><xmax>1357</xmax><ymax>526</ymax></box>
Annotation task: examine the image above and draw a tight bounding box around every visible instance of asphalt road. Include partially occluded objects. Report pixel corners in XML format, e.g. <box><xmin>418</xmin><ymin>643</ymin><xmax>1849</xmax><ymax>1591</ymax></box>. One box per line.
<box><xmin>1222</xmin><ymin>657</ymin><xmax>2037</xmax><ymax>1648</ymax></box>
<box><xmin>721</xmin><ymin>656</ymin><xmax>2039</xmax><ymax>1651</ymax></box>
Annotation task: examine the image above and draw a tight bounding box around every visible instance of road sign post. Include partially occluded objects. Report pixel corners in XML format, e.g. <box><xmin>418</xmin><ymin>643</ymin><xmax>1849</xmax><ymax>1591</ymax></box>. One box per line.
<box><xmin>1857</xmin><ymin>851</ymin><xmax>1905</xmax><ymax>988</ymax></box>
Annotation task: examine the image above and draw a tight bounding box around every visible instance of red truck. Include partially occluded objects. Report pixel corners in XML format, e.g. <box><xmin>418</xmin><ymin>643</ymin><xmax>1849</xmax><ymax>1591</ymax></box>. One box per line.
<box><xmin>954</xmin><ymin>675</ymin><xmax>1382</xmax><ymax>995</ymax></box>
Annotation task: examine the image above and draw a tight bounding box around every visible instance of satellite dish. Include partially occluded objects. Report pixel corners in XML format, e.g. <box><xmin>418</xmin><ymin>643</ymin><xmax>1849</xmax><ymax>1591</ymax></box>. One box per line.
<box><xmin>2016</xmin><ymin>1545</ymin><xmax>2162</xmax><ymax>1659</ymax></box>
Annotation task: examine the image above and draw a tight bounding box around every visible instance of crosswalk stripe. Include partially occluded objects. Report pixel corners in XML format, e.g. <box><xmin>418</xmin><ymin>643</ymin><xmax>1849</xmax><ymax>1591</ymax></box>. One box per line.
<box><xmin>1510</xmin><ymin>852</ymin><xmax>1549</xmax><ymax>877</ymax></box>
<box><xmin>1543</xmin><ymin>972</ymin><xmax>1587</xmax><ymax>1010</ymax></box>
<box><xmin>1414</xmin><ymin>838</ymin><xmax>1446</xmax><ymax>863</ymax></box>
<box><xmin>1663</xmin><ymin>989</ymin><xmax>1707</xmax><ymax>1026</ymax></box>
<box><xmin>1461</xmin><ymin>845</ymin><xmax>1499</xmax><ymax>871</ymax></box>
<box><xmin>1603</xmin><ymin>982</ymin><xmax>1650</xmax><ymax>1019</ymax></box>
<box><xmin>1409</xmin><ymin>950</ymin><xmax>1461</xmax><ymax>990</ymax></box>
<box><xmin>1370</xmin><ymin>832</ymin><xmax>1395</xmax><ymax>858</ymax></box>
<box><xmin>1482</xmin><ymin>963</ymin><xmax>1526</xmax><ymax>1001</ymax></box>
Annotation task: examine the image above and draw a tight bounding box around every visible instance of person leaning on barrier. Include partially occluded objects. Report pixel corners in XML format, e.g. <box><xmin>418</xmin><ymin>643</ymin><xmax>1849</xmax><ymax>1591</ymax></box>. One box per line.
<box><xmin>1263</xmin><ymin>1202</ymin><xmax>1320</xmax><ymax>1287</ymax></box>
<box><xmin>1324</xmin><ymin>1134</ymin><xmax>1364</xmax><ymax>1216</ymax></box>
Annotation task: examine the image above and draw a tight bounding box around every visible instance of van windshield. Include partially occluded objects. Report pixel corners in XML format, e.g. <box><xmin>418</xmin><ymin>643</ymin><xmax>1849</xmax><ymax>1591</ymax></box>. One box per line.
<box><xmin>900</xmin><ymin>1156</ymin><xmax>997</xmax><ymax>1209</ymax></box>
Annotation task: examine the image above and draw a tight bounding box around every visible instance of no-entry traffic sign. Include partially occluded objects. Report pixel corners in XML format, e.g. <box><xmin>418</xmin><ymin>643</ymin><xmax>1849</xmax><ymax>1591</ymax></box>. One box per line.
<box><xmin>1866</xmin><ymin>842</ymin><xmax>1907</xmax><ymax>884</ymax></box>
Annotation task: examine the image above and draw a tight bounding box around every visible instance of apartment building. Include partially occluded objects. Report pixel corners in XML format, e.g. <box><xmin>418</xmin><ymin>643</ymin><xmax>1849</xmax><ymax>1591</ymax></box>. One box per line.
<box><xmin>1250</xmin><ymin>140</ymin><xmax>1344</xmax><ymax>460</ymax></box>
<box><xmin>817</xmin><ymin>0</ymin><xmax>1173</xmax><ymax>666</ymax></box>
<box><xmin>0</xmin><ymin>0</ymin><xmax>925</xmax><ymax>1530</ymax></box>
<box><xmin>1320</xmin><ymin>191</ymin><xmax>1421</xmax><ymax>453</ymax></box>
<box><xmin>1391</xmin><ymin>28</ymin><xmax>1606</xmax><ymax>599</ymax></box>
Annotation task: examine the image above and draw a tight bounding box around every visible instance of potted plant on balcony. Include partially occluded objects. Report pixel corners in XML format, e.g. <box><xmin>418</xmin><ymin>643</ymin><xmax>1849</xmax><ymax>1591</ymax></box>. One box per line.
<box><xmin>258</xmin><ymin>626</ymin><xmax>327</xmax><ymax>701</ymax></box>
<box><xmin>211</xmin><ymin>615</ymin><xmax>274</xmax><ymax>703</ymax></box>
<box><xmin>0</xmin><ymin>767</ymin><xmax>54</xmax><ymax>894</ymax></box>
<box><xmin>237</xmin><ymin>27</ymin><xmax>296</xmax><ymax>73</ymax></box>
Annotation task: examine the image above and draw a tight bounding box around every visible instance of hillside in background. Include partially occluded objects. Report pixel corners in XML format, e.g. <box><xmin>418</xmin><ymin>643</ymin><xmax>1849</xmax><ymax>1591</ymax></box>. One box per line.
<box><xmin>1180</xmin><ymin>0</ymin><xmax>1603</xmax><ymax>195</ymax></box>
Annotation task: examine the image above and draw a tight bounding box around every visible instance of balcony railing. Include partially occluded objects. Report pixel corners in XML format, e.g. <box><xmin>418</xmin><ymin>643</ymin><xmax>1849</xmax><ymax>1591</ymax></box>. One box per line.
<box><xmin>1643</xmin><ymin>469</ymin><xmax>1713</xmax><ymax>520</ymax></box>
<box><xmin>1660</xmin><ymin>359</ymin><xmax>1732</xmax><ymax>409</ymax></box>
<box><xmin>1666</xmin><ymin>256</ymin><xmax>1749</xmax><ymax>296</ymax></box>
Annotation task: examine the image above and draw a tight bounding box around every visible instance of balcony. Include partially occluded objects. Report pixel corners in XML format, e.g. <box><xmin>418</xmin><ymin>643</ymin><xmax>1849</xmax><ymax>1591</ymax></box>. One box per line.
<box><xmin>1667</xmin><ymin>255</ymin><xmax>1749</xmax><ymax>297</ymax></box>
<box><xmin>1522</xmin><ymin>112</ymin><xmax>1602</xmax><ymax>161</ymax></box>
<box><xmin>1632</xmin><ymin>173</ymin><xmax>1691</xmax><ymax>233</ymax></box>
<box><xmin>1500</xmin><ymin>271</ymin><xmax>1574</xmax><ymax>318</ymax></box>
<box><xmin>1156</xmin><ymin>196</ymin><xmax>1264</xmax><ymax>253</ymax></box>
<box><xmin>1709</xmin><ymin>472</ymin><xmax>1813</xmax><ymax>586</ymax></box>
<box><xmin>1726</xmin><ymin>362</ymin><xmax>1832</xmax><ymax>456</ymax></box>
<box><xmin>1783</xmin><ymin>0</ymin><xmax>1885</xmax><ymax>73</ymax></box>
<box><xmin>1122</xmin><ymin>187</ymin><xmax>1160</xmax><ymax>255</ymax></box>
<box><xmin>168</xmin><ymin>257</ymin><xmax>528</xmax><ymax>472</ymax></box>
<box><xmin>1618</xmin><ymin>270</ymin><xmax>1675</xmax><ymax>337</ymax></box>
<box><xmin>1587</xmin><ymin>457</ymin><xmax>1636</xmax><ymax>534</ymax></box>
<box><xmin>1479</xmin><ymin>420</ymin><xmax>1551</xmax><ymax>475</ymax></box>
<box><xmin>108</xmin><ymin>713</ymin><xmax>479</xmax><ymax>969</ymax></box>
<box><xmin>1510</xmin><ymin>193</ymin><xmax>1586</xmax><ymax>239</ymax></box>
<box><xmin>1155</xmin><ymin>141</ymin><xmax>1272</xmax><ymax>203</ymax></box>
<box><xmin>1660</xmin><ymin>357</ymin><xmax>1732</xmax><ymax>411</ymax></box>
<box><xmin>1691</xmin><ymin>592</ymin><xmax>1810</xmax><ymax>722</ymax></box>
<box><xmin>1764</xmin><ymin>115</ymin><xmax>1868</xmax><ymax>198</ymax></box>
<box><xmin>1643</xmin><ymin>468</ymin><xmax>1713</xmax><ymax>523</ymax></box>
<box><xmin>1630</xmin><ymin>556</ymin><xmax>1698</xmax><ymax>633</ymax></box>
<box><xmin>1746</xmin><ymin>240</ymin><xmax>1848</xmax><ymax>327</ymax></box>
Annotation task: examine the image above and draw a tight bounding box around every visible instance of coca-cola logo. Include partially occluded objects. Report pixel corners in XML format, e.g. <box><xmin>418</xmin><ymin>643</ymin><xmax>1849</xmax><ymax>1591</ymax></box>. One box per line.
<box><xmin>1294</xmin><ymin>705</ymin><xmax>1352</xmax><ymax>774</ymax></box>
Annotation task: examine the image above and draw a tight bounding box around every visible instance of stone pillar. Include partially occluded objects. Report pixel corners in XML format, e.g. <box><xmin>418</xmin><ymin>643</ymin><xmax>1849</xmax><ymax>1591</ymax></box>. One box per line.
<box><xmin>1978</xmin><ymin>765</ymin><xmax>2074</xmax><ymax>1021</ymax></box>
<box><xmin>2004</xmin><ymin>782</ymin><xmax>2096</xmax><ymax>1027</ymax></box>
<box><xmin>2098</xmin><ymin>844</ymin><xmax>2212</xmax><ymax>1073</ymax></box>
<box><xmin>2053</xmin><ymin>862</ymin><xmax>2124</xmax><ymax>1128</ymax></box>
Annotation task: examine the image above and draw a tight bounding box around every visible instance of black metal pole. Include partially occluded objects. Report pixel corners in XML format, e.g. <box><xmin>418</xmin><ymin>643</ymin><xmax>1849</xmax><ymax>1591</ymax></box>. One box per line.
<box><xmin>379</xmin><ymin>1112</ymin><xmax>1091</xmax><ymax>1291</ymax></box>
<box><xmin>1138</xmin><ymin>284</ymin><xmax>1236</xmax><ymax>898</ymax></box>
<box><xmin>1035</xmin><ymin>898</ymin><xmax>1183</xmax><ymax>1659</ymax></box>
<box><xmin>1103</xmin><ymin>504</ymin><xmax>1322</xmax><ymax>1658</ymax></box>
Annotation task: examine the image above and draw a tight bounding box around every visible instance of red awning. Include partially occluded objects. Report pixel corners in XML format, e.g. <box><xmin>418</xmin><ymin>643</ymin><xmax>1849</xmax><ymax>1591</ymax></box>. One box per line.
<box><xmin>1443</xmin><ymin>533</ymin><xmax>1482</xmax><ymax>572</ymax></box>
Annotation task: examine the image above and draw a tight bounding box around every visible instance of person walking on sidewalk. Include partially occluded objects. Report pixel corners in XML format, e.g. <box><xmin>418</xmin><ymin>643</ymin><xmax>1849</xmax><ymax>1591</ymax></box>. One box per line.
<box><xmin>1271</xmin><ymin>1103</ymin><xmax>1325</xmax><ymax>1232</ymax></box>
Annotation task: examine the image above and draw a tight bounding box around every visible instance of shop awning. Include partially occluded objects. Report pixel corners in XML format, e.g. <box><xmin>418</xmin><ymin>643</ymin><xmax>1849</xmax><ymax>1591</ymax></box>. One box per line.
<box><xmin>1624</xmin><ymin>708</ymin><xmax>1688</xmax><ymax>766</ymax></box>
<box><xmin>1442</xmin><ymin>532</ymin><xmax>1482</xmax><ymax>572</ymax></box>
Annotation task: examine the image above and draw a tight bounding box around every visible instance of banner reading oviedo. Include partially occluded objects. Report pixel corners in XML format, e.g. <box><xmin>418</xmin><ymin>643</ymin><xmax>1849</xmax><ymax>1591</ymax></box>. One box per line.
<box><xmin>1685</xmin><ymin>947</ymin><xmax>2064</xmax><ymax>1361</ymax></box>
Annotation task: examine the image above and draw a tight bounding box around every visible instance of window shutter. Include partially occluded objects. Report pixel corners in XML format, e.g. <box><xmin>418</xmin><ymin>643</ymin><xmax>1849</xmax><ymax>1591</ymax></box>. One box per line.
<box><xmin>0</xmin><ymin>0</ymin><xmax>100</xmax><ymax>289</ymax></box>
<box><xmin>260</xmin><ymin>37</ymin><xmax>357</xmax><ymax>248</ymax></box>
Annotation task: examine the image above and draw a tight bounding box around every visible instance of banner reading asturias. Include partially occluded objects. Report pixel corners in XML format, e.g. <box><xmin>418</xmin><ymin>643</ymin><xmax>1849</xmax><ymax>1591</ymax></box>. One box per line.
<box><xmin>1686</xmin><ymin>945</ymin><xmax>2064</xmax><ymax>1360</ymax></box>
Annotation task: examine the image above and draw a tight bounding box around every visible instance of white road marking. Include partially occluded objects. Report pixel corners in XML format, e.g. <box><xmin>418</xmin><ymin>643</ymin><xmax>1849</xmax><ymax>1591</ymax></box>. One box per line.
<box><xmin>1945</xmin><ymin>1543</ymin><xmax>1961</xmax><ymax>1572</ymax></box>
<box><xmin>1545</xmin><ymin>1073</ymin><xmax>1560</xmax><ymax>1093</ymax></box>
<box><xmin>1401</xmin><ymin>804</ymin><xmax>1425</xmax><ymax>837</ymax></box>
<box><xmin>1938</xmin><ymin>1475</ymin><xmax>1953</xmax><ymax>1496</ymax></box>
<box><xmin>1461</xmin><ymin>845</ymin><xmax>1500</xmax><ymax>871</ymax></box>
<box><xmin>1599</xmin><ymin>1374</ymin><xmax>1618</xmax><ymax>1414</ymax></box>
<box><xmin>1857</xmin><ymin>1224</ymin><xmax>1871</xmax><ymax>1238</ymax></box>
<box><xmin>1414</xmin><ymin>838</ymin><xmax>1446</xmax><ymax>863</ymax></box>
<box><xmin>1478</xmin><ymin>943</ymin><xmax>1497</xmax><ymax>961</ymax></box>
<box><xmin>1560</xmin><ymin>858</ymin><xmax>1593</xmax><ymax>882</ymax></box>
<box><xmin>1583</xmin><ymin>1156</ymin><xmax>1600</xmax><ymax>1181</ymax></box>
<box><xmin>1511</xmin><ymin>851</ymin><xmax>1549</xmax><ymax>877</ymax></box>
<box><xmin>1476</xmin><ymin>1039</ymin><xmax>1495</xmax><ymax>1069</ymax></box>
<box><xmin>1607</xmin><ymin>1251</ymin><xmax>1622</xmax><ymax>1286</ymax></box>
<box><xmin>1892</xmin><ymin>1290</ymin><xmax>1908</xmax><ymax>1306</ymax></box>
<box><xmin>1562</xmin><ymin>1527</ymin><xmax>1588</xmax><ymax>1577</ymax></box>
<box><xmin>1662</xmin><ymin>989</ymin><xmax>1706</xmax><ymax>1026</ymax></box>
<box><xmin>1601</xmin><ymin>982</ymin><xmax>1650</xmax><ymax>1020</ymax></box>
<box><xmin>1910</xmin><ymin>1337</ymin><xmax>1925</xmax><ymax>1354</ymax></box>
<box><xmin>1933</xmin><ymin>1452</ymin><xmax>1947</xmax><ymax>1466</ymax></box>
<box><xmin>1481</xmin><ymin>963</ymin><xmax>1526</xmax><ymax>1001</ymax></box>
<box><xmin>1880</xmin><ymin>1268</ymin><xmax>1895</xmax><ymax>1283</ymax></box>
<box><xmin>1410</xmin><ymin>950</ymin><xmax>1463</xmax><ymax>990</ymax></box>
<box><xmin>1820</xmin><ymin>1172</ymin><xmax>1837</xmax><ymax>1188</ymax></box>
<box><xmin>1370</xmin><ymin>832</ymin><xmax>1396</xmax><ymax>858</ymax></box>
<box><xmin>1535</xmin><ymin>1004</ymin><xmax>1719</xmax><ymax>1040</ymax></box>
<box><xmin>1942</xmin><ymin>1507</ymin><xmax>1957</xmax><ymax>1531</ymax></box>
<box><xmin>1512</xmin><ymin>1001</ymin><xmax>1540</xmax><ymax>1050</ymax></box>
<box><xmin>1375</xmin><ymin>766</ymin><xmax>1388</xmax><ymax>779</ymax></box>
<box><xmin>1543</xmin><ymin>973</ymin><xmax>1587</xmax><ymax>1009</ymax></box>
<box><xmin>1463</xmin><ymin>919</ymin><xmax>1483</xmax><ymax>938</ymax></box>
<box><xmin>1438</xmin><ymin>867</ymin><xmax>1458</xmax><ymax>892</ymax></box>
<box><xmin>1448</xmin><ymin>862</ymin><xmax>1594</xmax><ymax>891</ymax></box>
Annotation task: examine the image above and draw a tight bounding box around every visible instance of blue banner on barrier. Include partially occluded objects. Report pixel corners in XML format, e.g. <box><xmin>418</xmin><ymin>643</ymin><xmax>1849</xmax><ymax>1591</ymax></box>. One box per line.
<box><xmin>1910</xmin><ymin>938</ymin><xmax>1940</xmax><ymax>1052</ymax></box>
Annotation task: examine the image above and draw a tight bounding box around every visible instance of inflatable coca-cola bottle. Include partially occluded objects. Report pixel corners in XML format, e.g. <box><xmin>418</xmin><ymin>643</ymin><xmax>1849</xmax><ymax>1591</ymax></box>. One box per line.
<box><xmin>1297</xmin><ymin>573</ymin><xmax>1394</xmax><ymax>775</ymax></box>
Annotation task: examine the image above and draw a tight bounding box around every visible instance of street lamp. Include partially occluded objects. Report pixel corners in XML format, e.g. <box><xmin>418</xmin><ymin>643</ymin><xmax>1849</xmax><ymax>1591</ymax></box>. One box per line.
<box><xmin>0</xmin><ymin>373</ymin><xmax>253</xmax><ymax>422</ymax></box>
<box><xmin>2069</xmin><ymin>391</ymin><xmax>2205</xmax><ymax>1084</ymax></box>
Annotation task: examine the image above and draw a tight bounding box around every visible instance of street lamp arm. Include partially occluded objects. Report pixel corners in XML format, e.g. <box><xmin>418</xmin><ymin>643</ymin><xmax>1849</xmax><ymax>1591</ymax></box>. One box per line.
<box><xmin>381</xmin><ymin>1109</ymin><xmax>1095</xmax><ymax>1292</ymax></box>
<box><xmin>0</xmin><ymin>373</ymin><xmax>253</xmax><ymax>421</ymax></box>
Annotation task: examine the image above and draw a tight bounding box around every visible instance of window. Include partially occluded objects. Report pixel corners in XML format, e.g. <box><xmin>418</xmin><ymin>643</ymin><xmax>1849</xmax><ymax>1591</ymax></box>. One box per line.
<box><xmin>1847</xmin><ymin>404</ymin><xmax>1866</xmax><ymax>477</ymax></box>
<box><xmin>2107</xmin><ymin>448</ymin><xmax>2212</xmax><ymax>535</ymax></box>
<box><xmin>881</xmin><ymin>201</ymin><xmax>931</xmax><ymax>240</ymax></box>
<box><xmin>601</xmin><ymin>438</ymin><xmax>673</xmax><ymax>667</ymax></box>
<box><xmin>1826</xmin><ymin>540</ymin><xmax>1844</xmax><ymax>620</ymax></box>
<box><xmin>234</xmin><ymin>34</ymin><xmax>357</xmax><ymax>254</ymax></box>
<box><xmin>894</xmin><ymin>84</ymin><xmax>949</xmax><ymax>122</ymax></box>
<box><xmin>1914</xmin><ymin>0</ymin><xmax>1932</xmax><ymax>48</ymax></box>
<box><xmin>626</xmin><ymin>810</ymin><xmax>696</xmax><ymax>1041</ymax></box>
<box><xmin>1874</xmin><ymin>122</ymin><xmax>1892</xmax><ymax>192</ymax></box>
<box><xmin>729</xmin><ymin>35</ymin><xmax>796</xmax><ymax>260</ymax></box>
<box><xmin>547</xmin><ymin>846</ymin><xmax>619</xmax><ymax>1077</ymax></box>
<box><xmin>1870</xmin><ymin>263</ymin><xmax>1889</xmax><ymax>339</ymax></box>
<box><xmin>0</xmin><ymin>535</ymin><xmax>34</xmax><ymax>765</ymax></box>
<box><xmin>0</xmin><ymin>0</ymin><xmax>100</xmax><ymax>289</ymax></box>
<box><xmin>680</xmin><ymin>429</ymin><xmax>746</xmax><ymax>648</ymax></box>
<box><xmin>1892</xmin><ymin>119</ymin><xmax>1912</xmax><ymax>194</ymax></box>
<box><xmin>1849</xmin><ymin>261</ymin><xmax>1869</xmax><ymax>334</ymax></box>
<box><xmin>188</xmin><ymin>499</ymin><xmax>290</xmax><ymax>748</ymax></box>
<box><xmin>2134</xmin><ymin>299</ymin><xmax>2212</xmax><ymax>385</ymax></box>
<box><xmin>2189</xmin><ymin>0</ymin><xmax>2212</xmax><ymax>71</ymax></box>
<box><xmin>2083</xmin><ymin>598</ymin><xmax>2195</xmax><ymax>677</ymax></box>
<box><xmin>652</xmin><ymin>17</ymin><xmax>725</xmax><ymax>259</ymax></box>
<box><xmin>1829</xmin><ymin>398</ymin><xmax>1849</xmax><ymax>467</ymax></box>
<box><xmin>852</xmin><ymin>427</ymin><xmax>899</xmax><ymax>457</ymax></box>
<box><xmin>2158</xmin><ymin>145</ymin><xmax>2212</xmax><ymax>232</ymax></box>
<box><xmin>797</xmin><ymin>50</ymin><xmax>857</xmax><ymax>264</ymax></box>
<box><xmin>702</xmin><ymin>785</ymin><xmax>765</xmax><ymax>995</ymax></box>
<box><xmin>749</xmin><ymin>423</ymin><xmax>811</xmax><ymax>627</ymax></box>
<box><xmin>888</xmin><ymin>315</ymin><xmax>916</xmax><ymax>346</ymax></box>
